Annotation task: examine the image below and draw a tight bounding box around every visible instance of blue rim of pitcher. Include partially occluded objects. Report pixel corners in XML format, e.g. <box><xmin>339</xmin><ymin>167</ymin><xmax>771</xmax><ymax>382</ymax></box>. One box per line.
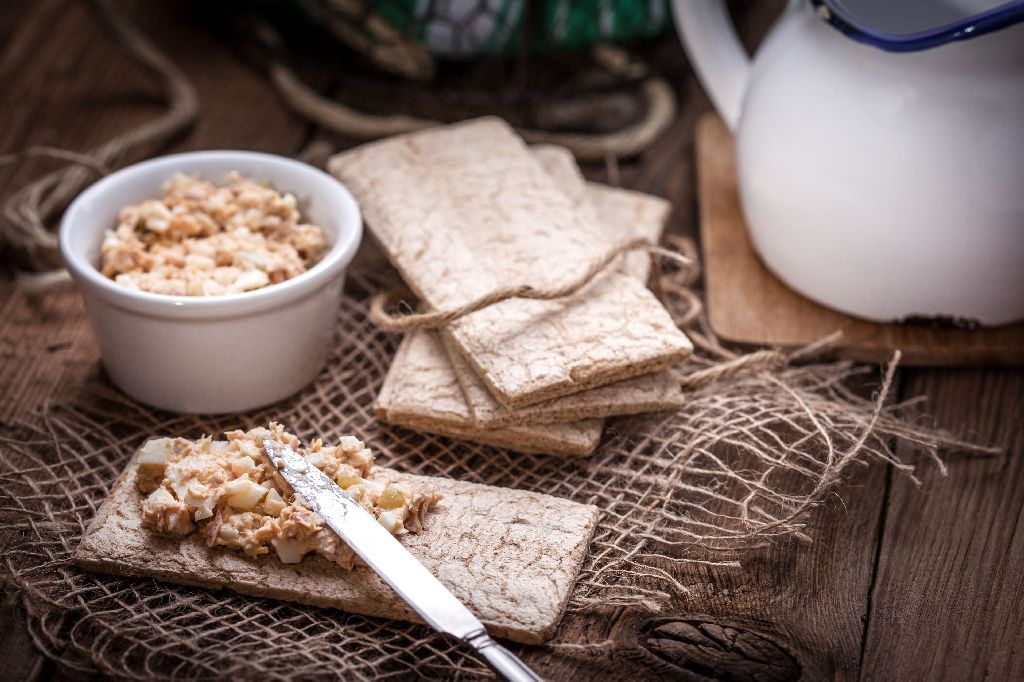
<box><xmin>811</xmin><ymin>0</ymin><xmax>1024</xmax><ymax>52</ymax></box>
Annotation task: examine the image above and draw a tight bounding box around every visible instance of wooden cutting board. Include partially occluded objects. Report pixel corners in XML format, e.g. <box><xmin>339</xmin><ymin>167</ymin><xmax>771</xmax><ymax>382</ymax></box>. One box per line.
<box><xmin>696</xmin><ymin>114</ymin><xmax>1024</xmax><ymax>366</ymax></box>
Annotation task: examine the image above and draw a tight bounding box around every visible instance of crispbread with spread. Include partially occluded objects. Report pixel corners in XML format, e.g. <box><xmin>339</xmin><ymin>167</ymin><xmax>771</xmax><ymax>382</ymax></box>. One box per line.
<box><xmin>75</xmin><ymin>446</ymin><xmax>600</xmax><ymax>644</ymax></box>
<box><xmin>328</xmin><ymin>117</ymin><xmax>692</xmax><ymax>408</ymax></box>
<box><xmin>376</xmin><ymin>330</ymin><xmax>603</xmax><ymax>456</ymax></box>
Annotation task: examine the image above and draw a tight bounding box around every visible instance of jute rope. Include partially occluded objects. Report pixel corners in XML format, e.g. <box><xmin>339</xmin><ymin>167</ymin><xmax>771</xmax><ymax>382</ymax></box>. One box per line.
<box><xmin>676</xmin><ymin>349</ymin><xmax>786</xmax><ymax>390</ymax></box>
<box><xmin>0</xmin><ymin>0</ymin><xmax>198</xmax><ymax>270</ymax></box>
<box><xmin>0</xmin><ymin>147</ymin><xmax>112</xmax><ymax>177</ymax></box>
<box><xmin>292</xmin><ymin>0</ymin><xmax>436</xmax><ymax>80</ymax></box>
<box><xmin>268</xmin><ymin>43</ymin><xmax>676</xmax><ymax>160</ymax></box>
<box><xmin>366</xmin><ymin>233</ymin><xmax>805</xmax><ymax>394</ymax></box>
<box><xmin>367</xmin><ymin>237</ymin><xmax>691</xmax><ymax>332</ymax></box>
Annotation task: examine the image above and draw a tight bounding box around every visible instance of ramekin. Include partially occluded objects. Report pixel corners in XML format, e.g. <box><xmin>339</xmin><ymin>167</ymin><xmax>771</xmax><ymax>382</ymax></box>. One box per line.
<box><xmin>59</xmin><ymin>151</ymin><xmax>362</xmax><ymax>414</ymax></box>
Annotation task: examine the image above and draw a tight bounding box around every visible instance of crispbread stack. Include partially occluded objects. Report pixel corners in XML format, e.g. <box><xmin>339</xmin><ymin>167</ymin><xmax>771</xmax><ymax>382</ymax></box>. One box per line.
<box><xmin>329</xmin><ymin>118</ymin><xmax>692</xmax><ymax>456</ymax></box>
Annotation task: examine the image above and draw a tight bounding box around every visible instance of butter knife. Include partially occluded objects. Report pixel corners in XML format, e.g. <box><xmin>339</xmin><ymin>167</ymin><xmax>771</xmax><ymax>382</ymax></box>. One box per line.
<box><xmin>264</xmin><ymin>440</ymin><xmax>543</xmax><ymax>682</ymax></box>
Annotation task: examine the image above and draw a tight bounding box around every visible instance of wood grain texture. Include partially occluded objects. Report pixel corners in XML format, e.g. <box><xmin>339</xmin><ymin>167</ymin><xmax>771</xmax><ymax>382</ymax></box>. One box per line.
<box><xmin>4</xmin><ymin>0</ymin><xmax>1024</xmax><ymax>679</ymax></box>
<box><xmin>862</xmin><ymin>369</ymin><xmax>1024</xmax><ymax>680</ymax></box>
<box><xmin>0</xmin><ymin>0</ymin><xmax>309</xmax><ymax>679</ymax></box>
<box><xmin>697</xmin><ymin>114</ymin><xmax>1024</xmax><ymax>366</ymax></box>
<box><xmin>513</xmin><ymin>54</ymin><xmax>895</xmax><ymax>679</ymax></box>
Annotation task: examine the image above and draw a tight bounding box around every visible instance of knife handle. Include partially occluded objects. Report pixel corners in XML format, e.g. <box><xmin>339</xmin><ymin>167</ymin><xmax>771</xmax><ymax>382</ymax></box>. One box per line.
<box><xmin>466</xmin><ymin>631</ymin><xmax>544</xmax><ymax>682</ymax></box>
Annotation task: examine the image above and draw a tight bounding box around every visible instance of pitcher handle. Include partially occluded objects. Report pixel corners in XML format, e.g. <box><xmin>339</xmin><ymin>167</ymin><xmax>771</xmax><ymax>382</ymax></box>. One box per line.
<box><xmin>671</xmin><ymin>0</ymin><xmax>755</xmax><ymax>131</ymax></box>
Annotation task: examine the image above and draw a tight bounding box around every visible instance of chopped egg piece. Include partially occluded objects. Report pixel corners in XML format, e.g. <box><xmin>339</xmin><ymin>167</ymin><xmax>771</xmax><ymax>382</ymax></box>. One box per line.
<box><xmin>262</xmin><ymin>488</ymin><xmax>286</xmax><ymax>516</ymax></box>
<box><xmin>136</xmin><ymin>437</ymin><xmax>175</xmax><ymax>493</ymax></box>
<box><xmin>224</xmin><ymin>475</ymin><xmax>268</xmax><ymax>511</ymax></box>
<box><xmin>231</xmin><ymin>455</ymin><xmax>257</xmax><ymax>477</ymax></box>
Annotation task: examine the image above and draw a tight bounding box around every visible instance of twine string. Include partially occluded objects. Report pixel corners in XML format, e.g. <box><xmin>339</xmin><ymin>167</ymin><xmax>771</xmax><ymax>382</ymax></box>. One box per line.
<box><xmin>676</xmin><ymin>350</ymin><xmax>786</xmax><ymax>391</ymax></box>
<box><xmin>0</xmin><ymin>0</ymin><xmax>199</xmax><ymax>270</ymax></box>
<box><xmin>267</xmin><ymin>43</ymin><xmax>676</xmax><ymax>162</ymax></box>
<box><xmin>367</xmin><ymin>235</ymin><xmax>831</xmax><ymax>392</ymax></box>
<box><xmin>368</xmin><ymin>236</ymin><xmax>691</xmax><ymax>332</ymax></box>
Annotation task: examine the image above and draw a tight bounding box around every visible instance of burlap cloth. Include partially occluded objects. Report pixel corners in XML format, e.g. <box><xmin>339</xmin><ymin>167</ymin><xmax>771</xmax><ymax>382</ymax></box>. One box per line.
<box><xmin>1</xmin><ymin>254</ymin><xmax>983</xmax><ymax>679</ymax></box>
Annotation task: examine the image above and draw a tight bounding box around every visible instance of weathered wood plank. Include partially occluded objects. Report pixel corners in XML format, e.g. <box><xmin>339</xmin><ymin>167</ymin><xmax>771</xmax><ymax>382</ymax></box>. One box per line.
<box><xmin>0</xmin><ymin>596</ymin><xmax>43</xmax><ymax>682</ymax></box>
<box><xmin>0</xmin><ymin>1</ymin><xmax>311</xmax><ymax>679</ymax></box>
<box><xmin>7</xmin><ymin>2</ymin><xmax>1021</xmax><ymax>681</ymax></box>
<box><xmin>861</xmin><ymin>369</ymin><xmax>1024</xmax><ymax>681</ymax></box>
<box><xmin>0</xmin><ymin>0</ymin><xmax>28</xmax><ymax>45</ymax></box>
<box><xmin>0</xmin><ymin>0</ymin><xmax>310</xmax><ymax>422</ymax></box>
<box><xmin>656</xmin><ymin>463</ymin><xmax>887</xmax><ymax>681</ymax></box>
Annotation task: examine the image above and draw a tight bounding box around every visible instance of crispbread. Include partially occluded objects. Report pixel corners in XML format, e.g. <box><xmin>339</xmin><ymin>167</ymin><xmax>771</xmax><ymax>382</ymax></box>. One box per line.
<box><xmin>448</xmin><ymin>349</ymin><xmax>683</xmax><ymax>427</ymax></box>
<box><xmin>444</xmin><ymin>146</ymin><xmax>684</xmax><ymax>427</ymax></box>
<box><xmin>530</xmin><ymin>145</ymin><xmax>665</xmax><ymax>282</ymax></box>
<box><xmin>376</xmin><ymin>331</ymin><xmax>603</xmax><ymax>456</ymax></box>
<box><xmin>328</xmin><ymin>117</ymin><xmax>692</xmax><ymax>407</ymax></box>
<box><xmin>74</xmin><ymin>447</ymin><xmax>600</xmax><ymax>644</ymax></box>
<box><xmin>383</xmin><ymin>145</ymin><xmax>682</xmax><ymax>430</ymax></box>
<box><xmin>583</xmin><ymin>182</ymin><xmax>670</xmax><ymax>281</ymax></box>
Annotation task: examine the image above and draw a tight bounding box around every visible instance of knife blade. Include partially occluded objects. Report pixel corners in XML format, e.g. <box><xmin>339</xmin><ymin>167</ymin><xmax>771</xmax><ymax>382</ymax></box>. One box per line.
<box><xmin>263</xmin><ymin>440</ymin><xmax>543</xmax><ymax>682</ymax></box>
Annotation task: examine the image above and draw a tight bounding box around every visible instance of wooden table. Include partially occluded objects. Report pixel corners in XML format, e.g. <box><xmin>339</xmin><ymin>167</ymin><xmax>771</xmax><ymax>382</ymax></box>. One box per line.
<box><xmin>1</xmin><ymin>1</ymin><xmax>1021</xmax><ymax>679</ymax></box>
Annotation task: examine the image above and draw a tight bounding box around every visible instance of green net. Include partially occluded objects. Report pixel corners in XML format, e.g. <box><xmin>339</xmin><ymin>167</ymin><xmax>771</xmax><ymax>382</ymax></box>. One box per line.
<box><xmin>264</xmin><ymin>0</ymin><xmax>671</xmax><ymax>57</ymax></box>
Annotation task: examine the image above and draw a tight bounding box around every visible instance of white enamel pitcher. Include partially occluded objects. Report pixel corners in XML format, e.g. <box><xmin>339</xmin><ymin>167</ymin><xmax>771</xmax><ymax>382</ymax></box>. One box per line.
<box><xmin>673</xmin><ymin>0</ymin><xmax>1024</xmax><ymax>325</ymax></box>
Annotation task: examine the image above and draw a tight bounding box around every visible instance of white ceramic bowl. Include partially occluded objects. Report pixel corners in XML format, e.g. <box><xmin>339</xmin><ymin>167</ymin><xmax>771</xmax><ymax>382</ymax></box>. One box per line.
<box><xmin>60</xmin><ymin>151</ymin><xmax>362</xmax><ymax>414</ymax></box>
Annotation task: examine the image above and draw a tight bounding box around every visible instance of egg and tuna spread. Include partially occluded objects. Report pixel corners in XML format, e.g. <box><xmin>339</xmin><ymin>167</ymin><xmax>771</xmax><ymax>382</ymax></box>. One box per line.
<box><xmin>135</xmin><ymin>423</ymin><xmax>440</xmax><ymax>570</ymax></box>
<box><xmin>101</xmin><ymin>173</ymin><xmax>327</xmax><ymax>296</ymax></box>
